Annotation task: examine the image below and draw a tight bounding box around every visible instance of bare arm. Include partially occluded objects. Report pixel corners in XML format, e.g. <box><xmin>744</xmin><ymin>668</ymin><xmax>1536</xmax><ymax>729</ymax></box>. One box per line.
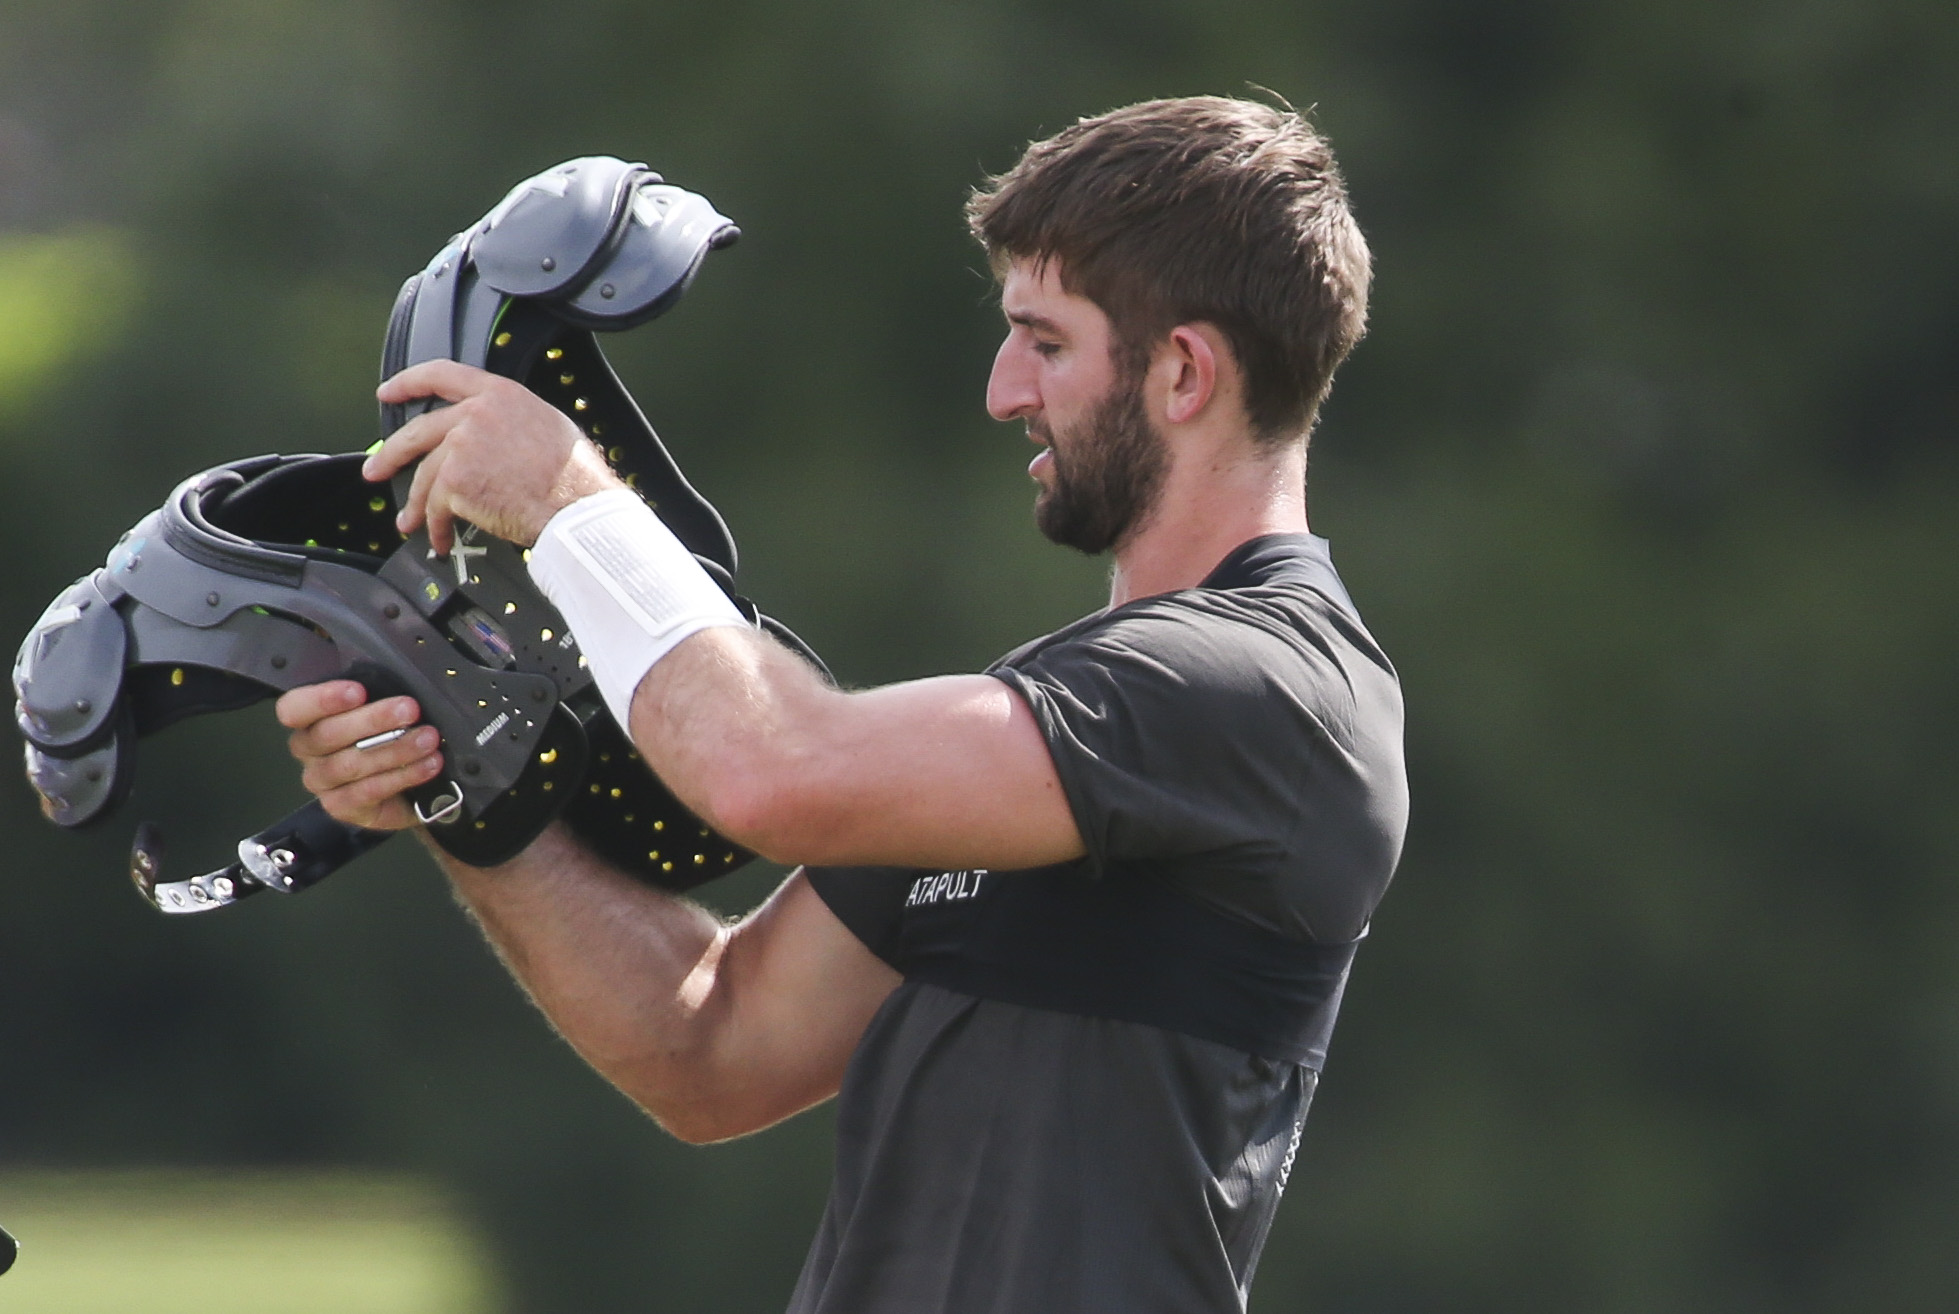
<box><xmin>437</xmin><ymin>835</ymin><xmax>897</xmax><ymax>1143</ymax></box>
<box><xmin>634</xmin><ymin>627</ymin><xmax>1085</xmax><ymax>871</ymax></box>
<box><xmin>278</xmin><ymin>682</ymin><xmax>900</xmax><ymax>1143</ymax></box>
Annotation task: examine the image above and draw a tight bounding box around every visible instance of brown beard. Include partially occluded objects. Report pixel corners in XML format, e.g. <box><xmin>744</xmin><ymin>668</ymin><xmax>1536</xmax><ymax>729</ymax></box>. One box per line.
<box><xmin>1032</xmin><ymin>372</ymin><xmax>1168</xmax><ymax>555</ymax></box>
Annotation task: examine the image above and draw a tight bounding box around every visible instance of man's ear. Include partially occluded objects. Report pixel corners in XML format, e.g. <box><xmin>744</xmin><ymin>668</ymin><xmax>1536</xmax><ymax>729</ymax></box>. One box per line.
<box><xmin>1157</xmin><ymin>323</ymin><xmax>1232</xmax><ymax>426</ymax></box>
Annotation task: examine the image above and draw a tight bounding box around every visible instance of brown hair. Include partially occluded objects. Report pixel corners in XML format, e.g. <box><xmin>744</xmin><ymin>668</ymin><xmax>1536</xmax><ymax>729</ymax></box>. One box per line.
<box><xmin>968</xmin><ymin>96</ymin><xmax>1371</xmax><ymax>442</ymax></box>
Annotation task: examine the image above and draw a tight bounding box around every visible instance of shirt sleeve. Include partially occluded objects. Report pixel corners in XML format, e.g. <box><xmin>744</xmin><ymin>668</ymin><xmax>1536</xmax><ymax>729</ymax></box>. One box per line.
<box><xmin>805</xmin><ymin>865</ymin><xmax>921</xmax><ymax>963</ymax></box>
<box><xmin>989</xmin><ymin>596</ymin><xmax>1335</xmax><ymax>880</ymax></box>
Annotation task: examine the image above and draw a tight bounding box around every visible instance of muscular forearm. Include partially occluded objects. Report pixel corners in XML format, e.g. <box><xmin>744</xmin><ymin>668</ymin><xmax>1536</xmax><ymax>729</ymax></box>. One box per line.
<box><xmin>425</xmin><ymin>823</ymin><xmax>766</xmax><ymax>1142</ymax></box>
<box><xmin>626</xmin><ymin>626</ymin><xmax>1085</xmax><ymax>872</ymax></box>
<box><xmin>628</xmin><ymin>626</ymin><xmax>836</xmax><ymax>860</ymax></box>
<box><xmin>278</xmin><ymin>674</ymin><xmax>888</xmax><ymax>1140</ymax></box>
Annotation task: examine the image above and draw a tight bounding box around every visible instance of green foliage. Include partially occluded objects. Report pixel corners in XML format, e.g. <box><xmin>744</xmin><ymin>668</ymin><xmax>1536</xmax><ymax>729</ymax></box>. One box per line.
<box><xmin>0</xmin><ymin>1169</ymin><xmax>499</xmax><ymax>1314</ymax></box>
<box><xmin>0</xmin><ymin>227</ymin><xmax>141</xmax><ymax>426</ymax></box>
<box><xmin>1</xmin><ymin>1</ymin><xmax>1955</xmax><ymax>1310</ymax></box>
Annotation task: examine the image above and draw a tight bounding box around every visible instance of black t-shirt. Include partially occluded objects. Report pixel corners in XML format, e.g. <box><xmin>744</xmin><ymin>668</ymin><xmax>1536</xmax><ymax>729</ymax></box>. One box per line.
<box><xmin>791</xmin><ymin>534</ymin><xmax>1407</xmax><ymax>1314</ymax></box>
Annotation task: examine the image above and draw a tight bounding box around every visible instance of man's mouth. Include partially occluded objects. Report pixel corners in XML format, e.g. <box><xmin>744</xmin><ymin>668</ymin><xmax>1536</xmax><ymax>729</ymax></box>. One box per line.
<box><xmin>1026</xmin><ymin>421</ymin><xmax>1053</xmax><ymax>480</ymax></box>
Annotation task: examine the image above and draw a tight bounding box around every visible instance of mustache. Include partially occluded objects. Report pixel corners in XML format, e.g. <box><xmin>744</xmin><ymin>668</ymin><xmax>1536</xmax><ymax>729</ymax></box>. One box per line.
<box><xmin>1025</xmin><ymin>417</ymin><xmax>1053</xmax><ymax>447</ymax></box>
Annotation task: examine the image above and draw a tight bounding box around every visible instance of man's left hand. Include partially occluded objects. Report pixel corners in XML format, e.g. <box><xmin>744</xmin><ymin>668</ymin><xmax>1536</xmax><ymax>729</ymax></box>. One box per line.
<box><xmin>369</xmin><ymin>360</ymin><xmax>621</xmax><ymax>553</ymax></box>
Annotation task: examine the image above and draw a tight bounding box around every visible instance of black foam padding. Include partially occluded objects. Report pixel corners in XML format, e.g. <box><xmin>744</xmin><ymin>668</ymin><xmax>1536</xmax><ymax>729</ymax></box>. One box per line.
<box><xmin>127</xmin><ymin>664</ymin><xmax>270</xmax><ymax>737</ymax></box>
<box><xmin>558</xmin><ymin>714</ymin><xmax>751</xmax><ymax>892</ymax></box>
<box><xmin>483</xmin><ymin>305</ymin><xmax>739</xmax><ymax>574</ymax></box>
<box><xmin>212</xmin><ymin>454</ymin><xmax>406</xmax><ymax>560</ymax></box>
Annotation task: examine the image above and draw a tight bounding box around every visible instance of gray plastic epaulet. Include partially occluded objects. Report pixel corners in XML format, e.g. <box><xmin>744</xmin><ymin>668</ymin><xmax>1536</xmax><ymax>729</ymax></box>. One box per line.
<box><xmin>13</xmin><ymin>572</ymin><xmax>125</xmax><ymax>751</ymax></box>
<box><xmin>470</xmin><ymin>156</ymin><xmax>645</xmax><ymax>299</ymax></box>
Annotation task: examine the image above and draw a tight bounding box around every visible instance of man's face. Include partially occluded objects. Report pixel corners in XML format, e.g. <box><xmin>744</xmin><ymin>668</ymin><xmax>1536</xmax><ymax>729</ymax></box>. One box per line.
<box><xmin>986</xmin><ymin>260</ymin><xmax>1168</xmax><ymax>555</ymax></box>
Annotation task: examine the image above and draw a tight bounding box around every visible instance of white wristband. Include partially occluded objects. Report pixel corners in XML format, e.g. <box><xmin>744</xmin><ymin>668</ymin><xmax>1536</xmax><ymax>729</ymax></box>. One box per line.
<box><xmin>527</xmin><ymin>488</ymin><xmax>747</xmax><ymax>730</ymax></box>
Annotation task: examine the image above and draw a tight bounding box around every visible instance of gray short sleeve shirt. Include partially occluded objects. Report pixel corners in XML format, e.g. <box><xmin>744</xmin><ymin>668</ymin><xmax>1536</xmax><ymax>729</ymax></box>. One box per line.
<box><xmin>792</xmin><ymin>534</ymin><xmax>1407</xmax><ymax>1314</ymax></box>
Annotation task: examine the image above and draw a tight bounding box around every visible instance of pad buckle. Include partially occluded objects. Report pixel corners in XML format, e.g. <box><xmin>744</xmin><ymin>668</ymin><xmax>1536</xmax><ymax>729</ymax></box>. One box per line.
<box><xmin>415</xmin><ymin>781</ymin><xmax>466</xmax><ymax>826</ymax></box>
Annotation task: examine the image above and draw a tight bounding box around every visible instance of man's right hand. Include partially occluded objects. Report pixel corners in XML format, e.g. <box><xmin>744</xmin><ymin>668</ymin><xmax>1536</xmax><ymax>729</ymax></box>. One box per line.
<box><xmin>275</xmin><ymin>680</ymin><xmax>446</xmax><ymax>831</ymax></box>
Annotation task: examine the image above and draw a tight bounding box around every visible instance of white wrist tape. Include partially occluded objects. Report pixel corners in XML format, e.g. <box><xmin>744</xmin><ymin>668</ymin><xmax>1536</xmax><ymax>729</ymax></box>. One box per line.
<box><xmin>527</xmin><ymin>488</ymin><xmax>747</xmax><ymax>730</ymax></box>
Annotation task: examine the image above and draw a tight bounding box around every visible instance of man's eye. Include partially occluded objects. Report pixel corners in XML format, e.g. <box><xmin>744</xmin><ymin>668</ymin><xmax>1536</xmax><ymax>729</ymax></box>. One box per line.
<box><xmin>1034</xmin><ymin>340</ymin><xmax>1062</xmax><ymax>358</ymax></box>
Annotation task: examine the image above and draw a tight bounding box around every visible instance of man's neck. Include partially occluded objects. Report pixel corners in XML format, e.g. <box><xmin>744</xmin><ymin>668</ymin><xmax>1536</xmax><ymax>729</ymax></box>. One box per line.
<box><xmin>1106</xmin><ymin>439</ymin><xmax>1308</xmax><ymax>607</ymax></box>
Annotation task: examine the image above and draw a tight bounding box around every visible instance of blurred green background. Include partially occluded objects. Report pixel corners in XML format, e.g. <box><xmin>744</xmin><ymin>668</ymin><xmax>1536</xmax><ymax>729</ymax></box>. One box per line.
<box><xmin>2</xmin><ymin>1</ymin><xmax>1956</xmax><ymax>1310</ymax></box>
<box><xmin>1</xmin><ymin>1169</ymin><xmax>498</xmax><ymax>1313</ymax></box>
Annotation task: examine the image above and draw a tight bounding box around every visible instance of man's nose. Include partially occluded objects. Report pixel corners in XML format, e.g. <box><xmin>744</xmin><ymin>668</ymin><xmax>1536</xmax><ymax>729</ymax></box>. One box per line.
<box><xmin>986</xmin><ymin>336</ymin><xmax>1037</xmax><ymax>422</ymax></box>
